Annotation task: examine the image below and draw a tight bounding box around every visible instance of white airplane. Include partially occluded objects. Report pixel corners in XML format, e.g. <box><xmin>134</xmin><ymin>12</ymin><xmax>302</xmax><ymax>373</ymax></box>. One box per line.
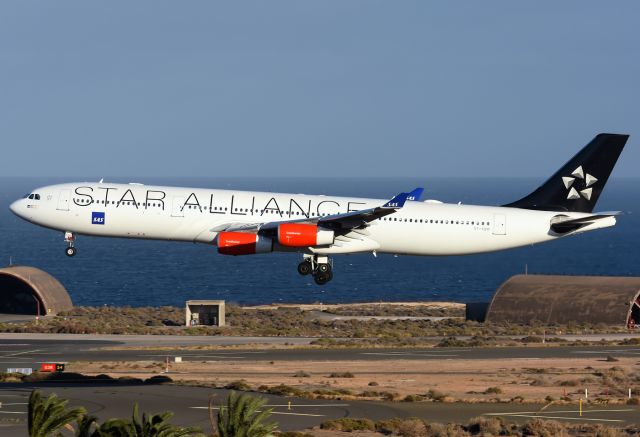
<box><xmin>10</xmin><ymin>133</ymin><xmax>628</xmax><ymax>285</ymax></box>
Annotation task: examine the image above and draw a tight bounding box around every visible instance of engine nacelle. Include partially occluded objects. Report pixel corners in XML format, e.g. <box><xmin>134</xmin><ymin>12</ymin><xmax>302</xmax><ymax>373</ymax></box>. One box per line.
<box><xmin>217</xmin><ymin>232</ymin><xmax>273</xmax><ymax>256</ymax></box>
<box><xmin>278</xmin><ymin>223</ymin><xmax>334</xmax><ymax>247</ymax></box>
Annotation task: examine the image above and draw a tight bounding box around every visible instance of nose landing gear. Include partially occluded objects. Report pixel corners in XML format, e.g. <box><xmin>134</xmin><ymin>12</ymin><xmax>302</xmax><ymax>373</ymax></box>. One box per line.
<box><xmin>298</xmin><ymin>255</ymin><xmax>333</xmax><ymax>285</ymax></box>
<box><xmin>64</xmin><ymin>232</ymin><xmax>76</xmax><ymax>257</ymax></box>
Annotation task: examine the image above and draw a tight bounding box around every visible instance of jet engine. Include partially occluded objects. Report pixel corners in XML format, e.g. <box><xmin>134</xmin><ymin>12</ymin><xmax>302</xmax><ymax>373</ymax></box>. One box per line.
<box><xmin>278</xmin><ymin>223</ymin><xmax>334</xmax><ymax>247</ymax></box>
<box><xmin>217</xmin><ymin>232</ymin><xmax>273</xmax><ymax>255</ymax></box>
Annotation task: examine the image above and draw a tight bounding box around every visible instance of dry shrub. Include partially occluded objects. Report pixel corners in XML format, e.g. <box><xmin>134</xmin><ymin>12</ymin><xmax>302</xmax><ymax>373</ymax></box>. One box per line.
<box><xmin>466</xmin><ymin>416</ymin><xmax>505</xmax><ymax>435</ymax></box>
<box><xmin>320</xmin><ymin>418</ymin><xmax>375</xmax><ymax>432</ymax></box>
<box><xmin>427</xmin><ymin>422</ymin><xmax>469</xmax><ymax>437</ymax></box>
<box><xmin>583</xmin><ymin>424</ymin><xmax>624</xmax><ymax>437</ymax></box>
<box><xmin>483</xmin><ymin>386</ymin><xmax>502</xmax><ymax>395</ymax></box>
<box><xmin>521</xmin><ymin>419</ymin><xmax>568</xmax><ymax>437</ymax></box>
<box><xmin>397</xmin><ymin>418</ymin><xmax>428</xmax><ymax>437</ymax></box>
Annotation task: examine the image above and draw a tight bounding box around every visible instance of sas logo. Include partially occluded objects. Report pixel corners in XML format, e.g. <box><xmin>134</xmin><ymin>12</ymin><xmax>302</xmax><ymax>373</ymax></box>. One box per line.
<box><xmin>91</xmin><ymin>212</ymin><xmax>105</xmax><ymax>225</ymax></box>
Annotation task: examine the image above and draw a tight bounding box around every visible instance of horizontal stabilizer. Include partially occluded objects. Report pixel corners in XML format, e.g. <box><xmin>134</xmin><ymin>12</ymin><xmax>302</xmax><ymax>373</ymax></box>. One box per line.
<box><xmin>550</xmin><ymin>212</ymin><xmax>620</xmax><ymax>233</ymax></box>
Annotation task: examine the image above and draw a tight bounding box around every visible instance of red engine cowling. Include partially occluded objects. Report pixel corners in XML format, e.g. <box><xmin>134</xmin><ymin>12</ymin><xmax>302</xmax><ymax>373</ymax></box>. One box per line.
<box><xmin>217</xmin><ymin>232</ymin><xmax>272</xmax><ymax>255</ymax></box>
<box><xmin>278</xmin><ymin>223</ymin><xmax>334</xmax><ymax>247</ymax></box>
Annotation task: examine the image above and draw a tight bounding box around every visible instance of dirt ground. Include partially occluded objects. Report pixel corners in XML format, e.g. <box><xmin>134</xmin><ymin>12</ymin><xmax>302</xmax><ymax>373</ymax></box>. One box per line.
<box><xmin>69</xmin><ymin>355</ymin><xmax>640</xmax><ymax>404</ymax></box>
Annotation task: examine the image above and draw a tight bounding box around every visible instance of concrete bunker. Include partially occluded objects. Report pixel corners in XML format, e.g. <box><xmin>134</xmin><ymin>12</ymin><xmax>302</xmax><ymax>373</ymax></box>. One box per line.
<box><xmin>185</xmin><ymin>300</ymin><xmax>226</xmax><ymax>327</ymax></box>
<box><xmin>485</xmin><ymin>274</ymin><xmax>640</xmax><ymax>327</ymax></box>
<box><xmin>0</xmin><ymin>266</ymin><xmax>73</xmax><ymax>316</ymax></box>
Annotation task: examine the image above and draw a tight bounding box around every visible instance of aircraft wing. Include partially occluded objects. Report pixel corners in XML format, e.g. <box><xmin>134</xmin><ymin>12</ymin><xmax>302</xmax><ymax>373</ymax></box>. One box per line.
<box><xmin>212</xmin><ymin>189</ymin><xmax>421</xmax><ymax>236</ymax></box>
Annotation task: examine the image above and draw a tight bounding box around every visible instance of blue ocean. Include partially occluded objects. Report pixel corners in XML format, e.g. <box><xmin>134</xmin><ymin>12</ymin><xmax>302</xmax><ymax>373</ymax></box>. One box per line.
<box><xmin>1</xmin><ymin>177</ymin><xmax>638</xmax><ymax>307</ymax></box>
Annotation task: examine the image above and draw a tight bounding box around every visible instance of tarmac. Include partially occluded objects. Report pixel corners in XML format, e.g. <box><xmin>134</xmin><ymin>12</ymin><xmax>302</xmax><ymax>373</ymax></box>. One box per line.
<box><xmin>1</xmin><ymin>333</ymin><xmax>639</xmax><ymax>431</ymax></box>
<box><xmin>0</xmin><ymin>335</ymin><xmax>640</xmax><ymax>370</ymax></box>
<box><xmin>1</xmin><ymin>384</ymin><xmax>638</xmax><ymax>434</ymax></box>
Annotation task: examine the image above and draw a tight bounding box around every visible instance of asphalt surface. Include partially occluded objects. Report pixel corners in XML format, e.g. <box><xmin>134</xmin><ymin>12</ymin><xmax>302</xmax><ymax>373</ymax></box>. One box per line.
<box><xmin>1</xmin><ymin>384</ymin><xmax>638</xmax><ymax>434</ymax></box>
<box><xmin>1</xmin><ymin>338</ymin><xmax>640</xmax><ymax>370</ymax></box>
<box><xmin>1</xmin><ymin>334</ymin><xmax>639</xmax><ymax>431</ymax></box>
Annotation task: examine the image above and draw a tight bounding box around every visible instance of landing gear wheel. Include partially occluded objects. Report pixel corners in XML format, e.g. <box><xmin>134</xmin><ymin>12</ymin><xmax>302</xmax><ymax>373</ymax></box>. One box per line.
<box><xmin>317</xmin><ymin>263</ymin><xmax>331</xmax><ymax>274</ymax></box>
<box><xmin>65</xmin><ymin>247</ymin><xmax>77</xmax><ymax>257</ymax></box>
<box><xmin>314</xmin><ymin>271</ymin><xmax>330</xmax><ymax>285</ymax></box>
<box><xmin>297</xmin><ymin>261</ymin><xmax>312</xmax><ymax>276</ymax></box>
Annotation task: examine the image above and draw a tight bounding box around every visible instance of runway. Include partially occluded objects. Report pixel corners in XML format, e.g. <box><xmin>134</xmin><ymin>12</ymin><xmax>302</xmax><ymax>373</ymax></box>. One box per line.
<box><xmin>1</xmin><ymin>383</ymin><xmax>638</xmax><ymax>434</ymax></box>
<box><xmin>0</xmin><ymin>336</ymin><xmax>639</xmax><ymax>370</ymax></box>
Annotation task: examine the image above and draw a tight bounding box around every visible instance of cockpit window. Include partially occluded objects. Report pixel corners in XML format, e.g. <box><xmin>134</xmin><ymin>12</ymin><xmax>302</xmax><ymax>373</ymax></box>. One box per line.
<box><xmin>26</xmin><ymin>193</ymin><xmax>41</xmax><ymax>200</ymax></box>
<box><xmin>35</xmin><ymin>194</ymin><xmax>40</xmax><ymax>200</ymax></box>
<box><xmin>28</xmin><ymin>194</ymin><xmax>34</xmax><ymax>200</ymax></box>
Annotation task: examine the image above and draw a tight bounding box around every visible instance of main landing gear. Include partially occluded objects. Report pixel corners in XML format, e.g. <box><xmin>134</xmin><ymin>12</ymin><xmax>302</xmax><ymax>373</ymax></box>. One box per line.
<box><xmin>297</xmin><ymin>255</ymin><xmax>333</xmax><ymax>285</ymax></box>
<box><xmin>64</xmin><ymin>231</ymin><xmax>77</xmax><ymax>257</ymax></box>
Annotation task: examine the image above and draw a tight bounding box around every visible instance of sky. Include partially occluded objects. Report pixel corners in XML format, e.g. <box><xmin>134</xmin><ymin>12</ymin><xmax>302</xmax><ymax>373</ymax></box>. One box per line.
<box><xmin>0</xmin><ymin>2</ymin><xmax>638</xmax><ymax>178</ymax></box>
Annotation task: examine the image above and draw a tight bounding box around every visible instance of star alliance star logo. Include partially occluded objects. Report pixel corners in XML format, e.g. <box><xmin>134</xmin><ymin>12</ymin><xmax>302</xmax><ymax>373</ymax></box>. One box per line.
<box><xmin>562</xmin><ymin>166</ymin><xmax>597</xmax><ymax>200</ymax></box>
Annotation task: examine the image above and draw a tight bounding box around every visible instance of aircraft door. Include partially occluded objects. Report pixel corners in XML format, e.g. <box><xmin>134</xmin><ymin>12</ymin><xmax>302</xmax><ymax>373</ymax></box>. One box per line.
<box><xmin>492</xmin><ymin>214</ymin><xmax>506</xmax><ymax>235</ymax></box>
<box><xmin>56</xmin><ymin>189</ymin><xmax>71</xmax><ymax>211</ymax></box>
<box><xmin>171</xmin><ymin>197</ymin><xmax>185</xmax><ymax>217</ymax></box>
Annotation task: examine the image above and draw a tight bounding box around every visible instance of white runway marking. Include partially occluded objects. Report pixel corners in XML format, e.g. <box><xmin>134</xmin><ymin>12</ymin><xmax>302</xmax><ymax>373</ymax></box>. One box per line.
<box><xmin>138</xmin><ymin>354</ymin><xmax>249</xmax><ymax>359</ymax></box>
<box><xmin>0</xmin><ymin>403</ymin><xmax>28</xmax><ymax>406</ymax></box>
<box><xmin>191</xmin><ymin>404</ymin><xmax>348</xmax><ymax>408</ymax></box>
<box><xmin>269</xmin><ymin>411</ymin><xmax>325</xmax><ymax>417</ymax></box>
<box><xmin>485</xmin><ymin>409</ymin><xmax>635</xmax><ymax>415</ymax></box>
<box><xmin>190</xmin><ymin>406</ymin><xmax>331</xmax><ymax>417</ymax></box>
<box><xmin>0</xmin><ymin>349</ymin><xmax>42</xmax><ymax>357</ymax></box>
<box><xmin>0</xmin><ymin>411</ymin><xmax>26</xmax><ymax>415</ymax></box>
<box><xmin>485</xmin><ymin>408</ymin><xmax>636</xmax><ymax>423</ymax></box>
<box><xmin>361</xmin><ymin>352</ymin><xmax>460</xmax><ymax>357</ymax></box>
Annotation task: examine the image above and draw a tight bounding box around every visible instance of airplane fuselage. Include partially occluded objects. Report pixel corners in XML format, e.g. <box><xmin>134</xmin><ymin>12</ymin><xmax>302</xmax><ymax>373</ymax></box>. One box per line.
<box><xmin>10</xmin><ymin>182</ymin><xmax>615</xmax><ymax>256</ymax></box>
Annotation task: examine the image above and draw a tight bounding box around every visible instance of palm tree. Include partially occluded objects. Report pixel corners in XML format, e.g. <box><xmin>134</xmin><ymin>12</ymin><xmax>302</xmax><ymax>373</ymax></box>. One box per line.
<box><xmin>28</xmin><ymin>389</ymin><xmax>86</xmax><ymax>437</ymax></box>
<box><xmin>128</xmin><ymin>402</ymin><xmax>204</xmax><ymax>436</ymax></box>
<box><xmin>215</xmin><ymin>392</ymin><xmax>277</xmax><ymax>437</ymax></box>
<box><xmin>75</xmin><ymin>414</ymin><xmax>98</xmax><ymax>436</ymax></box>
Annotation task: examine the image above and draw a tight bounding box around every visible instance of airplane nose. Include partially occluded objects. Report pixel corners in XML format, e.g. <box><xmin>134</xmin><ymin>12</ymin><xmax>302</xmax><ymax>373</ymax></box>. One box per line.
<box><xmin>9</xmin><ymin>200</ymin><xmax>22</xmax><ymax>217</ymax></box>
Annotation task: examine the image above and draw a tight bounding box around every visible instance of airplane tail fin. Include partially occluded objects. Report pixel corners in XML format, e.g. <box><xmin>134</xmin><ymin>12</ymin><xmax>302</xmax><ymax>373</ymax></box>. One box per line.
<box><xmin>503</xmin><ymin>133</ymin><xmax>629</xmax><ymax>213</ymax></box>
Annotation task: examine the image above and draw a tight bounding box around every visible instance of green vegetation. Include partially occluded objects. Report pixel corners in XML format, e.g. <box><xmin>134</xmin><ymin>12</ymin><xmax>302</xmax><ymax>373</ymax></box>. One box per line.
<box><xmin>27</xmin><ymin>390</ymin><xmax>202</xmax><ymax>436</ymax></box>
<box><xmin>28</xmin><ymin>390</ymin><xmax>85</xmax><ymax>437</ymax></box>
<box><xmin>27</xmin><ymin>390</ymin><xmax>282</xmax><ymax>437</ymax></box>
<box><xmin>216</xmin><ymin>391</ymin><xmax>277</xmax><ymax>437</ymax></box>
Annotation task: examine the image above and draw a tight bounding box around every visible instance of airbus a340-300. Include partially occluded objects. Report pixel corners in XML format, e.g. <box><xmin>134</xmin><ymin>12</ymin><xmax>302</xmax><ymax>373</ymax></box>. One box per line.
<box><xmin>10</xmin><ymin>134</ymin><xmax>628</xmax><ymax>285</ymax></box>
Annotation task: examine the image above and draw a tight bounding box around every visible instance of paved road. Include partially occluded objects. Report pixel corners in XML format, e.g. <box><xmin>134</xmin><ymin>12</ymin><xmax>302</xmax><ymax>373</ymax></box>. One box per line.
<box><xmin>1</xmin><ymin>337</ymin><xmax>640</xmax><ymax>370</ymax></box>
<box><xmin>1</xmin><ymin>384</ymin><xmax>637</xmax><ymax>434</ymax></box>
